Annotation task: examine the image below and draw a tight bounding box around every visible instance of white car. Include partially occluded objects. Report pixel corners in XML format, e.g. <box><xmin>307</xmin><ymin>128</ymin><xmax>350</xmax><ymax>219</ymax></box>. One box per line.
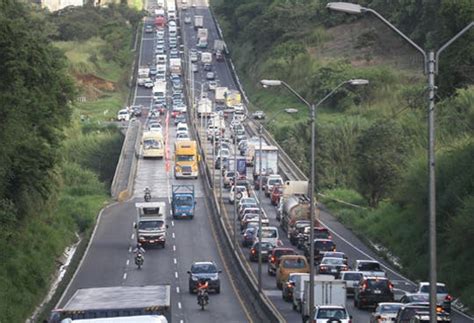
<box><xmin>117</xmin><ymin>109</ymin><xmax>130</xmax><ymax>121</ymax></box>
<box><xmin>176</xmin><ymin>122</ymin><xmax>189</xmax><ymax>133</ymax></box>
<box><xmin>156</xmin><ymin>30</ymin><xmax>165</xmax><ymax>39</ymax></box>
<box><xmin>184</xmin><ymin>16</ymin><xmax>191</xmax><ymax>24</ymax></box>
<box><xmin>255</xmin><ymin>226</ymin><xmax>280</xmax><ymax>246</ymax></box>
<box><xmin>217</xmin><ymin>148</ymin><xmax>231</xmax><ymax>159</ymax></box>
<box><xmin>313</xmin><ymin>305</ymin><xmax>351</xmax><ymax>323</ymax></box>
<box><xmin>148</xmin><ymin>122</ymin><xmax>163</xmax><ymax>133</ymax></box>
<box><xmin>205</xmin><ymin>72</ymin><xmax>215</xmax><ymax>80</ymax></box>
<box><xmin>176</xmin><ymin>130</ymin><xmax>190</xmax><ymax>140</ymax></box>
<box><xmin>370</xmin><ymin>303</ymin><xmax>403</xmax><ymax>323</ymax></box>
<box><xmin>208</xmin><ymin>81</ymin><xmax>218</xmax><ymax>91</ymax></box>
<box><xmin>190</xmin><ymin>52</ymin><xmax>198</xmax><ymax>62</ymax></box>
<box><xmin>192</xmin><ymin>63</ymin><xmax>198</xmax><ymax>73</ymax></box>
<box><xmin>229</xmin><ymin>185</ymin><xmax>249</xmax><ymax>204</ymax></box>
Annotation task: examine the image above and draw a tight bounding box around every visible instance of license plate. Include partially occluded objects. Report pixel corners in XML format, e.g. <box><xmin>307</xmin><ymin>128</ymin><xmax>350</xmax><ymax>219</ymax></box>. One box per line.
<box><xmin>331</xmin><ymin>269</ymin><xmax>337</xmax><ymax>273</ymax></box>
<box><xmin>374</xmin><ymin>290</ymin><xmax>381</xmax><ymax>294</ymax></box>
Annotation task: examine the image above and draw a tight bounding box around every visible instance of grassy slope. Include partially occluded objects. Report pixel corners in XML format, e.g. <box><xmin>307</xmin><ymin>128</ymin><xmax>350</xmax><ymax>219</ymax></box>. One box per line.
<box><xmin>0</xmin><ymin>37</ymin><xmax>128</xmax><ymax>322</ymax></box>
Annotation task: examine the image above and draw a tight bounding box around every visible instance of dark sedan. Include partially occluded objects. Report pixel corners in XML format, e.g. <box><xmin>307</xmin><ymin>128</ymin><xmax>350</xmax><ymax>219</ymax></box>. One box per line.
<box><xmin>317</xmin><ymin>257</ymin><xmax>349</xmax><ymax>277</ymax></box>
<box><xmin>187</xmin><ymin>261</ymin><xmax>222</xmax><ymax>294</ymax></box>
<box><xmin>241</xmin><ymin>227</ymin><xmax>257</xmax><ymax>248</ymax></box>
<box><xmin>249</xmin><ymin>241</ymin><xmax>274</xmax><ymax>262</ymax></box>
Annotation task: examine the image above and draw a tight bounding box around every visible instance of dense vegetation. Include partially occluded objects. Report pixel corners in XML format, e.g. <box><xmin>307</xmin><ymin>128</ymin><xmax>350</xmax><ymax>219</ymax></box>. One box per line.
<box><xmin>213</xmin><ymin>0</ymin><xmax>474</xmax><ymax>309</ymax></box>
<box><xmin>0</xmin><ymin>2</ymin><xmax>140</xmax><ymax>321</ymax></box>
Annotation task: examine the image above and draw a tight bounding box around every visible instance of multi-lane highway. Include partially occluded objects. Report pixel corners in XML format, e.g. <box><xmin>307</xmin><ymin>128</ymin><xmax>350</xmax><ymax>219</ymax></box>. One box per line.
<box><xmin>57</xmin><ymin>0</ymin><xmax>473</xmax><ymax>322</ymax></box>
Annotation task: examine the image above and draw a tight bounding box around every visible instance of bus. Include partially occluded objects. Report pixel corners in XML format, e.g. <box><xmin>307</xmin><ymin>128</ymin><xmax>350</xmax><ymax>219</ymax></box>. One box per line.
<box><xmin>142</xmin><ymin>131</ymin><xmax>164</xmax><ymax>159</ymax></box>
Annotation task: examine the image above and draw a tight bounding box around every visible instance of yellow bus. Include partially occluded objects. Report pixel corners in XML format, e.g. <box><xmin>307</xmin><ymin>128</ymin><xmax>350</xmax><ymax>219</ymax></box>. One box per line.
<box><xmin>174</xmin><ymin>140</ymin><xmax>199</xmax><ymax>179</ymax></box>
<box><xmin>142</xmin><ymin>131</ymin><xmax>164</xmax><ymax>159</ymax></box>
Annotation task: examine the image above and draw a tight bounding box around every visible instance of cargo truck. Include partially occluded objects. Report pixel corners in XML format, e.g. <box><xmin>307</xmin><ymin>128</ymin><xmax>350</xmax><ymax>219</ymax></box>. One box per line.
<box><xmin>174</xmin><ymin>140</ymin><xmax>200</xmax><ymax>179</ymax></box>
<box><xmin>292</xmin><ymin>274</ymin><xmax>335</xmax><ymax>313</ymax></box>
<box><xmin>280</xmin><ymin>195</ymin><xmax>318</xmax><ymax>237</ymax></box>
<box><xmin>201</xmin><ymin>52</ymin><xmax>212</xmax><ymax>64</ymax></box>
<box><xmin>49</xmin><ymin>285</ymin><xmax>171</xmax><ymax>322</ymax></box>
<box><xmin>194</xmin><ymin>15</ymin><xmax>203</xmax><ymax>29</ymax></box>
<box><xmin>138</xmin><ymin>66</ymin><xmax>151</xmax><ymax>86</ymax></box>
<box><xmin>169</xmin><ymin>58</ymin><xmax>182</xmax><ymax>75</ymax></box>
<box><xmin>197</xmin><ymin>97</ymin><xmax>213</xmax><ymax>117</ymax></box>
<box><xmin>135</xmin><ymin>202</ymin><xmax>167</xmax><ymax>248</ymax></box>
<box><xmin>301</xmin><ymin>279</ymin><xmax>347</xmax><ymax>322</ymax></box>
<box><xmin>172</xmin><ymin>185</ymin><xmax>196</xmax><ymax>219</ymax></box>
<box><xmin>253</xmin><ymin>145</ymin><xmax>278</xmax><ymax>177</ymax></box>
<box><xmin>197</xmin><ymin>28</ymin><xmax>208</xmax><ymax>48</ymax></box>
<box><xmin>215</xmin><ymin>87</ymin><xmax>228</xmax><ymax>104</ymax></box>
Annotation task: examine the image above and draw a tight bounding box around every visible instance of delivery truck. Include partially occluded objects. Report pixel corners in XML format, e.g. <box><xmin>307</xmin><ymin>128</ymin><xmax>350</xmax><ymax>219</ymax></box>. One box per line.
<box><xmin>301</xmin><ymin>279</ymin><xmax>347</xmax><ymax>322</ymax></box>
<box><xmin>49</xmin><ymin>285</ymin><xmax>171</xmax><ymax>322</ymax></box>
<box><xmin>197</xmin><ymin>97</ymin><xmax>213</xmax><ymax>117</ymax></box>
<box><xmin>172</xmin><ymin>185</ymin><xmax>196</xmax><ymax>219</ymax></box>
<box><xmin>135</xmin><ymin>202</ymin><xmax>167</xmax><ymax>248</ymax></box>
<box><xmin>194</xmin><ymin>15</ymin><xmax>203</xmax><ymax>29</ymax></box>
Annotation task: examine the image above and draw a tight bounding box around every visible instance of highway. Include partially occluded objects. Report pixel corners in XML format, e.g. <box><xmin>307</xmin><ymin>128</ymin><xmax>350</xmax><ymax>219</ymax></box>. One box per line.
<box><xmin>58</xmin><ymin>1</ymin><xmax>251</xmax><ymax>322</ymax></box>
<box><xmin>185</xmin><ymin>1</ymin><xmax>473</xmax><ymax>323</ymax></box>
<box><xmin>56</xmin><ymin>0</ymin><xmax>473</xmax><ymax>322</ymax></box>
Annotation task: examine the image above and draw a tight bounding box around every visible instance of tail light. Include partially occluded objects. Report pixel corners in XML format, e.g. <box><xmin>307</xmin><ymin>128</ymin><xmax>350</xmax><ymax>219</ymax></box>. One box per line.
<box><xmin>320</xmin><ymin>266</ymin><xmax>327</xmax><ymax>271</ymax></box>
<box><xmin>361</xmin><ymin>281</ymin><xmax>368</xmax><ymax>291</ymax></box>
<box><xmin>271</xmin><ymin>256</ymin><xmax>276</xmax><ymax>263</ymax></box>
<box><xmin>445</xmin><ymin>294</ymin><xmax>453</xmax><ymax>302</ymax></box>
<box><xmin>389</xmin><ymin>283</ymin><xmax>394</xmax><ymax>291</ymax></box>
<box><xmin>251</xmin><ymin>249</ymin><xmax>256</xmax><ymax>254</ymax></box>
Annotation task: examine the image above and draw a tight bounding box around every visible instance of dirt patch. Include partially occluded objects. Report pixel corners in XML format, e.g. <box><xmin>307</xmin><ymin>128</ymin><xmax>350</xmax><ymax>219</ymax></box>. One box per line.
<box><xmin>311</xmin><ymin>17</ymin><xmax>424</xmax><ymax>74</ymax></box>
<box><xmin>74</xmin><ymin>74</ymin><xmax>116</xmax><ymax>101</ymax></box>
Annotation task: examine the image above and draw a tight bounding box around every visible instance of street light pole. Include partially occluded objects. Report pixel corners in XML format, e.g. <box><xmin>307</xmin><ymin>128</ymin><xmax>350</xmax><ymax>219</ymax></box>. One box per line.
<box><xmin>233</xmin><ymin>127</ymin><xmax>238</xmax><ymax>247</ymax></box>
<box><xmin>257</xmin><ymin>123</ymin><xmax>263</xmax><ymax>293</ymax></box>
<box><xmin>326</xmin><ymin>4</ymin><xmax>473</xmax><ymax>321</ymax></box>
<box><xmin>260</xmin><ymin>77</ymin><xmax>368</xmax><ymax>319</ymax></box>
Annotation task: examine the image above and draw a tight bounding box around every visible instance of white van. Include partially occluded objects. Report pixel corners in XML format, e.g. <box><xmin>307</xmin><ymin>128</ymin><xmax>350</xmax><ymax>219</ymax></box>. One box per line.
<box><xmin>117</xmin><ymin>109</ymin><xmax>130</xmax><ymax>121</ymax></box>
<box><xmin>255</xmin><ymin>226</ymin><xmax>280</xmax><ymax>246</ymax></box>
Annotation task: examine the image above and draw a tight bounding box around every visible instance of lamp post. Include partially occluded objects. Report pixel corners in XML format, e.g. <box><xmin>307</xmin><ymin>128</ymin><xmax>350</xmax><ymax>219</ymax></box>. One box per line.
<box><xmin>260</xmin><ymin>78</ymin><xmax>368</xmax><ymax>317</ymax></box>
<box><xmin>326</xmin><ymin>4</ymin><xmax>473</xmax><ymax>320</ymax></box>
<box><xmin>233</xmin><ymin>114</ymin><xmax>248</xmax><ymax>247</ymax></box>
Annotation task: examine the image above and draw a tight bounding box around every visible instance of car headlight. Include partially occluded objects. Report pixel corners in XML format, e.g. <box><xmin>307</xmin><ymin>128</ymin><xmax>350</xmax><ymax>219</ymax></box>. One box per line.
<box><xmin>191</xmin><ymin>276</ymin><xmax>198</xmax><ymax>281</ymax></box>
<box><xmin>211</xmin><ymin>275</ymin><xmax>219</xmax><ymax>280</ymax></box>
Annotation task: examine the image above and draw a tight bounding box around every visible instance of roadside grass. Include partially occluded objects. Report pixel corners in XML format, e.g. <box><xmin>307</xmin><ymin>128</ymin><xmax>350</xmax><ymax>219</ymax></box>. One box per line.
<box><xmin>128</xmin><ymin>0</ymin><xmax>143</xmax><ymax>11</ymax></box>
<box><xmin>75</xmin><ymin>92</ymin><xmax>125</xmax><ymax>123</ymax></box>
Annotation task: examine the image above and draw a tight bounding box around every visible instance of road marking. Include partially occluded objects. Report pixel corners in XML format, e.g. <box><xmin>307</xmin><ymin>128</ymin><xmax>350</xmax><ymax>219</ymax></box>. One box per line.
<box><xmin>172</xmin><ymin>232</ymin><xmax>176</xmax><ymax>239</ymax></box>
<box><xmin>174</xmin><ymin>258</ymin><xmax>177</xmax><ymax>264</ymax></box>
<box><xmin>178</xmin><ymin>302</ymin><xmax>182</xmax><ymax>309</ymax></box>
<box><xmin>175</xmin><ymin>272</ymin><xmax>179</xmax><ymax>279</ymax></box>
<box><xmin>263</xmin><ymin>289</ymin><xmax>281</xmax><ymax>297</ymax></box>
<box><xmin>173</xmin><ymin>245</ymin><xmax>176</xmax><ymax>251</ymax></box>
<box><xmin>171</xmin><ymin>220</ymin><xmax>175</xmax><ymax>227</ymax></box>
<box><xmin>123</xmin><ymin>273</ymin><xmax>127</xmax><ymax>280</ymax></box>
<box><xmin>128</xmin><ymin>246</ymin><xmax>132</xmax><ymax>253</ymax></box>
<box><xmin>180</xmin><ymin>320</ymin><xmax>184</xmax><ymax>323</ymax></box>
<box><xmin>176</xmin><ymin>287</ymin><xmax>180</xmax><ymax>294</ymax></box>
<box><xmin>131</xmin><ymin>233</ymin><xmax>135</xmax><ymax>240</ymax></box>
<box><xmin>126</xmin><ymin>259</ymin><xmax>130</xmax><ymax>266</ymax></box>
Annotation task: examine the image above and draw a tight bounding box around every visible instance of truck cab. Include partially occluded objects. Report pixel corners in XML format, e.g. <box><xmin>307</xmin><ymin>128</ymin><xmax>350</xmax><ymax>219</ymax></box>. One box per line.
<box><xmin>135</xmin><ymin>202</ymin><xmax>167</xmax><ymax>248</ymax></box>
<box><xmin>174</xmin><ymin>140</ymin><xmax>199</xmax><ymax>179</ymax></box>
<box><xmin>172</xmin><ymin>185</ymin><xmax>196</xmax><ymax>219</ymax></box>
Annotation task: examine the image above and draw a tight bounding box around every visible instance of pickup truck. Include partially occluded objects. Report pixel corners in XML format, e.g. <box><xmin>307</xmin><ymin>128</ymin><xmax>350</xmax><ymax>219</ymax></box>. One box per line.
<box><xmin>354</xmin><ymin>259</ymin><xmax>386</xmax><ymax>277</ymax></box>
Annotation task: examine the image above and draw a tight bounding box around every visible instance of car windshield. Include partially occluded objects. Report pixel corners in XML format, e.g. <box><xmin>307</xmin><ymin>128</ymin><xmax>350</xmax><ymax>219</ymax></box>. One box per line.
<box><xmin>138</xmin><ymin>220</ymin><xmax>164</xmax><ymax>230</ymax></box>
<box><xmin>314</xmin><ymin>231</ymin><xmax>330</xmax><ymax>239</ymax></box>
<box><xmin>261</xmin><ymin>230</ymin><xmax>277</xmax><ymax>238</ymax></box>
<box><xmin>359</xmin><ymin>262</ymin><xmax>382</xmax><ymax>271</ymax></box>
<box><xmin>144</xmin><ymin>139</ymin><xmax>162</xmax><ymax>149</ymax></box>
<box><xmin>191</xmin><ymin>263</ymin><xmax>217</xmax><ymax>274</ymax></box>
<box><xmin>274</xmin><ymin>249</ymin><xmax>294</xmax><ymax>258</ymax></box>
<box><xmin>379</xmin><ymin>304</ymin><xmax>402</xmax><ymax>313</ymax></box>
<box><xmin>322</xmin><ymin>258</ymin><xmax>344</xmax><ymax>265</ymax></box>
<box><xmin>282</xmin><ymin>258</ymin><xmax>306</xmax><ymax>269</ymax></box>
<box><xmin>343</xmin><ymin>273</ymin><xmax>362</xmax><ymax>281</ymax></box>
<box><xmin>268</xmin><ymin>179</ymin><xmax>281</xmax><ymax>185</ymax></box>
<box><xmin>177</xmin><ymin>155</ymin><xmax>195</xmax><ymax>162</ymax></box>
<box><xmin>420</xmin><ymin>285</ymin><xmax>447</xmax><ymax>294</ymax></box>
<box><xmin>317</xmin><ymin>308</ymin><xmax>348</xmax><ymax>319</ymax></box>
<box><xmin>367</xmin><ymin>279</ymin><xmax>391</xmax><ymax>290</ymax></box>
<box><xmin>175</xmin><ymin>196</ymin><xmax>193</xmax><ymax>206</ymax></box>
<box><xmin>314</xmin><ymin>241</ymin><xmax>335</xmax><ymax>251</ymax></box>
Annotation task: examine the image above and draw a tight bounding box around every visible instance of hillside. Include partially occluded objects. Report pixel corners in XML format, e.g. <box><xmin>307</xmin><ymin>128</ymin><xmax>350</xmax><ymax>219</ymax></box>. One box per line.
<box><xmin>213</xmin><ymin>0</ymin><xmax>474</xmax><ymax>310</ymax></box>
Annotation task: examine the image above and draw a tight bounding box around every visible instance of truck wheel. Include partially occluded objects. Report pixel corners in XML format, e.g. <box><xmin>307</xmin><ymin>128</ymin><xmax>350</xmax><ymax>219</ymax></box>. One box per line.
<box><xmin>292</xmin><ymin>303</ymin><xmax>297</xmax><ymax>311</ymax></box>
<box><xmin>161</xmin><ymin>242</ymin><xmax>166</xmax><ymax>248</ymax></box>
<box><xmin>215</xmin><ymin>286</ymin><xmax>220</xmax><ymax>294</ymax></box>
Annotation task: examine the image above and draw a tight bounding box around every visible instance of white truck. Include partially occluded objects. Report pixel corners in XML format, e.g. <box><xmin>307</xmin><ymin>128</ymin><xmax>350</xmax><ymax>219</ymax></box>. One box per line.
<box><xmin>215</xmin><ymin>86</ymin><xmax>228</xmax><ymax>104</ymax></box>
<box><xmin>214</xmin><ymin>39</ymin><xmax>226</xmax><ymax>53</ymax></box>
<box><xmin>253</xmin><ymin>145</ymin><xmax>279</xmax><ymax>177</ymax></box>
<box><xmin>169</xmin><ymin>58</ymin><xmax>182</xmax><ymax>75</ymax></box>
<box><xmin>197</xmin><ymin>97</ymin><xmax>213</xmax><ymax>117</ymax></box>
<box><xmin>301</xmin><ymin>279</ymin><xmax>347</xmax><ymax>322</ymax></box>
<box><xmin>135</xmin><ymin>202</ymin><xmax>168</xmax><ymax>248</ymax></box>
<box><xmin>137</xmin><ymin>66</ymin><xmax>151</xmax><ymax>86</ymax></box>
<box><xmin>197</xmin><ymin>28</ymin><xmax>208</xmax><ymax>48</ymax></box>
<box><xmin>201</xmin><ymin>52</ymin><xmax>212</xmax><ymax>64</ymax></box>
<box><xmin>194</xmin><ymin>15</ymin><xmax>203</xmax><ymax>29</ymax></box>
<box><xmin>292</xmin><ymin>274</ymin><xmax>335</xmax><ymax>313</ymax></box>
<box><xmin>49</xmin><ymin>285</ymin><xmax>171</xmax><ymax>322</ymax></box>
<box><xmin>153</xmin><ymin>81</ymin><xmax>167</xmax><ymax>101</ymax></box>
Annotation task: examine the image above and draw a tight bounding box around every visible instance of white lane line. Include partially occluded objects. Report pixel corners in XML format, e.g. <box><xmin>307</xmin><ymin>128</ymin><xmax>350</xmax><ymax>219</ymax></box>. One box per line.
<box><xmin>175</xmin><ymin>272</ymin><xmax>179</xmax><ymax>279</ymax></box>
<box><xmin>173</xmin><ymin>245</ymin><xmax>176</xmax><ymax>251</ymax></box>
<box><xmin>174</xmin><ymin>258</ymin><xmax>177</xmax><ymax>264</ymax></box>
<box><xmin>172</xmin><ymin>232</ymin><xmax>176</xmax><ymax>239</ymax></box>
<box><xmin>176</xmin><ymin>287</ymin><xmax>180</xmax><ymax>294</ymax></box>
<box><xmin>180</xmin><ymin>320</ymin><xmax>184</xmax><ymax>323</ymax></box>
<box><xmin>131</xmin><ymin>233</ymin><xmax>135</xmax><ymax>240</ymax></box>
<box><xmin>178</xmin><ymin>302</ymin><xmax>182</xmax><ymax>309</ymax></box>
<box><xmin>171</xmin><ymin>220</ymin><xmax>175</xmax><ymax>227</ymax></box>
<box><xmin>170</xmin><ymin>209</ymin><xmax>173</xmax><ymax>216</ymax></box>
<box><xmin>123</xmin><ymin>273</ymin><xmax>127</xmax><ymax>280</ymax></box>
<box><xmin>128</xmin><ymin>246</ymin><xmax>132</xmax><ymax>253</ymax></box>
<box><xmin>126</xmin><ymin>259</ymin><xmax>130</xmax><ymax>266</ymax></box>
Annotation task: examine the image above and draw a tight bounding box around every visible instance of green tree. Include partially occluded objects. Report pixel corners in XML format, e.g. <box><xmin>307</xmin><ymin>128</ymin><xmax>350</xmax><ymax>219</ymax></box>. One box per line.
<box><xmin>355</xmin><ymin>121</ymin><xmax>408</xmax><ymax>207</ymax></box>
<box><xmin>0</xmin><ymin>0</ymin><xmax>75</xmax><ymax>219</ymax></box>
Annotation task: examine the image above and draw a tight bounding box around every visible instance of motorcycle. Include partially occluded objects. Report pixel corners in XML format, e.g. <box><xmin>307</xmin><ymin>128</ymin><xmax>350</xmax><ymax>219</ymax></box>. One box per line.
<box><xmin>144</xmin><ymin>188</ymin><xmax>151</xmax><ymax>202</ymax></box>
<box><xmin>135</xmin><ymin>252</ymin><xmax>144</xmax><ymax>269</ymax></box>
<box><xmin>197</xmin><ymin>289</ymin><xmax>208</xmax><ymax>310</ymax></box>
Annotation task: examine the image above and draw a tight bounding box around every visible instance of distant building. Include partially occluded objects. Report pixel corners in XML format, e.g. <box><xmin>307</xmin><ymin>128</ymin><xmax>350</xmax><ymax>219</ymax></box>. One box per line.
<box><xmin>40</xmin><ymin>0</ymin><xmax>84</xmax><ymax>12</ymax></box>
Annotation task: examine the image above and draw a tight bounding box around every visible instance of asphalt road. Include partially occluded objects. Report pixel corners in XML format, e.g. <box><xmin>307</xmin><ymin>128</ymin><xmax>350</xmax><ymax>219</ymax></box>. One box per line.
<box><xmin>58</xmin><ymin>1</ymin><xmax>250</xmax><ymax>322</ymax></box>
<box><xmin>186</xmin><ymin>1</ymin><xmax>474</xmax><ymax>323</ymax></box>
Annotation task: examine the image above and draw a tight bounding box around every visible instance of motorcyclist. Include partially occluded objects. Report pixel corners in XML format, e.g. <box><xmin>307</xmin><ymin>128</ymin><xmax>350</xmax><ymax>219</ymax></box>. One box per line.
<box><xmin>133</xmin><ymin>243</ymin><xmax>145</xmax><ymax>268</ymax></box>
<box><xmin>133</xmin><ymin>243</ymin><xmax>146</xmax><ymax>255</ymax></box>
<box><xmin>196</xmin><ymin>279</ymin><xmax>209</xmax><ymax>305</ymax></box>
<box><xmin>144</xmin><ymin>187</ymin><xmax>151</xmax><ymax>201</ymax></box>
